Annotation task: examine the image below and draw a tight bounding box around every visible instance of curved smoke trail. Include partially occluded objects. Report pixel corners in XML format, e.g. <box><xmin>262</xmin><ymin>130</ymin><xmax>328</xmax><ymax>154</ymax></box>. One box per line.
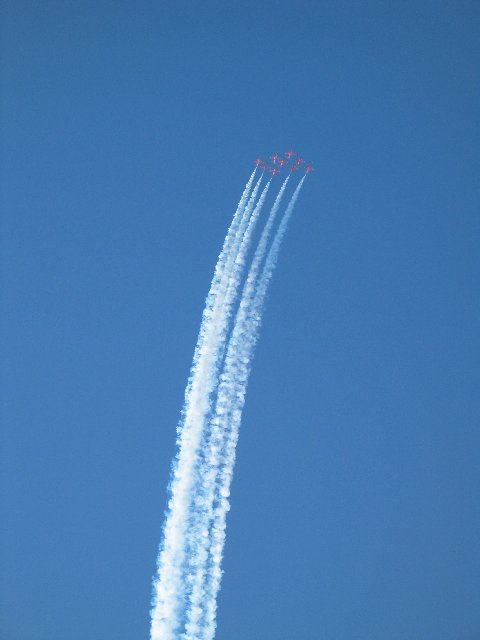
<box><xmin>151</xmin><ymin>171</ymin><xmax>259</xmax><ymax>639</ymax></box>
<box><xmin>179</xmin><ymin>179</ymin><xmax>272</xmax><ymax>636</ymax></box>
<box><xmin>151</xmin><ymin>174</ymin><xmax>270</xmax><ymax>639</ymax></box>
<box><xmin>182</xmin><ymin>176</ymin><xmax>291</xmax><ymax>639</ymax></box>
<box><xmin>199</xmin><ymin>176</ymin><xmax>306</xmax><ymax>639</ymax></box>
<box><xmin>150</xmin><ymin>162</ymin><xmax>308</xmax><ymax>640</ymax></box>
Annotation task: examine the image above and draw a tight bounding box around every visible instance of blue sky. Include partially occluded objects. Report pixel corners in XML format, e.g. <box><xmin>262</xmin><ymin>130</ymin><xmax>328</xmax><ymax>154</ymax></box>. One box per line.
<box><xmin>1</xmin><ymin>1</ymin><xmax>479</xmax><ymax>639</ymax></box>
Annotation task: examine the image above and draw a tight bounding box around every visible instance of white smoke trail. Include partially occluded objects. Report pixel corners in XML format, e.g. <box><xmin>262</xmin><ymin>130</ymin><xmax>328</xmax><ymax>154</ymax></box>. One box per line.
<box><xmin>181</xmin><ymin>179</ymin><xmax>272</xmax><ymax>636</ymax></box>
<box><xmin>151</xmin><ymin>173</ymin><xmax>270</xmax><ymax>640</ymax></box>
<box><xmin>150</xmin><ymin>171</ymin><xmax>259</xmax><ymax>639</ymax></box>
<box><xmin>200</xmin><ymin>176</ymin><xmax>306</xmax><ymax>640</ymax></box>
<box><xmin>182</xmin><ymin>176</ymin><xmax>290</xmax><ymax>639</ymax></box>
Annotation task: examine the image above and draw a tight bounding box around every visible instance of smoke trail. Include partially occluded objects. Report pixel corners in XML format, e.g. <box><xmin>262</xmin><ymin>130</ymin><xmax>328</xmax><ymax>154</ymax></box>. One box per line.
<box><xmin>150</xmin><ymin>171</ymin><xmax>259</xmax><ymax>639</ymax></box>
<box><xmin>151</xmin><ymin>174</ymin><xmax>270</xmax><ymax>640</ymax></box>
<box><xmin>180</xmin><ymin>179</ymin><xmax>272</xmax><ymax>634</ymax></box>
<box><xmin>182</xmin><ymin>176</ymin><xmax>290</xmax><ymax>639</ymax></box>
<box><xmin>200</xmin><ymin>176</ymin><xmax>306</xmax><ymax>639</ymax></box>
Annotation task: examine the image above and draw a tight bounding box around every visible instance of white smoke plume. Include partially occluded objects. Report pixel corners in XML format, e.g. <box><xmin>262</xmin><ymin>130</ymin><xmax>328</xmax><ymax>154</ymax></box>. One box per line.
<box><xmin>150</xmin><ymin>171</ymin><xmax>259</xmax><ymax>639</ymax></box>
<box><xmin>179</xmin><ymin>179</ymin><xmax>272</xmax><ymax>637</ymax></box>
<box><xmin>198</xmin><ymin>176</ymin><xmax>306</xmax><ymax>640</ymax></box>
<box><xmin>182</xmin><ymin>175</ymin><xmax>291</xmax><ymax>638</ymax></box>
<box><xmin>151</xmin><ymin>174</ymin><xmax>272</xmax><ymax>639</ymax></box>
<box><xmin>150</xmin><ymin>166</ymin><xmax>307</xmax><ymax>640</ymax></box>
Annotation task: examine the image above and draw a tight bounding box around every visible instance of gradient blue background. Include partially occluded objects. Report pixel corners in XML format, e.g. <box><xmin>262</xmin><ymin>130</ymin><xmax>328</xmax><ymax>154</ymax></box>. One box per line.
<box><xmin>2</xmin><ymin>2</ymin><xmax>479</xmax><ymax>639</ymax></box>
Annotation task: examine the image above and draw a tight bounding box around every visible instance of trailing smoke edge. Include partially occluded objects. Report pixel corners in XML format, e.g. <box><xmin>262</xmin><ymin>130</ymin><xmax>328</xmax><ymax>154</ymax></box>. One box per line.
<box><xmin>150</xmin><ymin>152</ymin><xmax>310</xmax><ymax>640</ymax></box>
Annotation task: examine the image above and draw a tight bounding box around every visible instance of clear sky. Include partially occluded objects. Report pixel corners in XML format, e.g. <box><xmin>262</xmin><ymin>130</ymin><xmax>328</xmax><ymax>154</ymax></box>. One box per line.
<box><xmin>1</xmin><ymin>2</ymin><xmax>479</xmax><ymax>639</ymax></box>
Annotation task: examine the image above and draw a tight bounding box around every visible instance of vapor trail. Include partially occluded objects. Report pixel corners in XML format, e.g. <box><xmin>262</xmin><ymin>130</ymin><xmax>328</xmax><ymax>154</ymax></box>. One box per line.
<box><xmin>181</xmin><ymin>179</ymin><xmax>272</xmax><ymax>637</ymax></box>
<box><xmin>151</xmin><ymin>173</ymin><xmax>269</xmax><ymax>640</ymax></box>
<box><xmin>182</xmin><ymin>176</ymin><xmax>290</xmax><ymax>639</ymax></box>
<box><xmin>199</xmin><ymin>176</ymin><xmax>306</xmax><ymax>640</ymax></box>
<box><xmin>150</xmin><ymin>171</ymin><xmax>260</xmax><ymax>640</ymax></box>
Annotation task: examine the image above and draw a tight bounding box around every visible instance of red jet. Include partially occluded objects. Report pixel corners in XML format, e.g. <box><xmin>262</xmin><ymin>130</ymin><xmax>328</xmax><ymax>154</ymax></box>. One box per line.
<box><xmin>289</xmin><ymin>164</ymin><xmax>299</xmax><ymax>172</ymax></box>
<box><xmin>278</xmin><ymin>158</ymin><xmax>287</xmax><ymax>166</ymax></box>
<box><xmin>295</xmin><ymin>157</ymin><xmax>305</xmax><ymax>165</ymax></box>
<box><xmin>305</xmin><ymin>164</ymin><xmax>314</xmax><ymax>173</ymax></box>
<box><xmin>254</xmin><ymin>158</ymin><xmax>263</xmax><ymax>166</ymax></box>
<box><xmin>270</xmin><ymin>153</ymin><xmax>281</xmax><ymax>164</ymax></box>
<box><xmin>270</xmin><ymin>167</ymin><xmax>281</xmax><ymax>175</ymax></box>
<box><xmin>285</xmin><ymin>150</ymin><xmax>296</xmax><ymax>159</ymax></box>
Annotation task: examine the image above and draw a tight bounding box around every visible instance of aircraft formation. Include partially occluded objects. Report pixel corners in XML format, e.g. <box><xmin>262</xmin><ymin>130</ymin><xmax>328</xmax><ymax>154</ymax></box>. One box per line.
<box><xmin>254</xmin><ymin>150</ymin><xmax>314</xmax><ymax>175</ymax></box>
